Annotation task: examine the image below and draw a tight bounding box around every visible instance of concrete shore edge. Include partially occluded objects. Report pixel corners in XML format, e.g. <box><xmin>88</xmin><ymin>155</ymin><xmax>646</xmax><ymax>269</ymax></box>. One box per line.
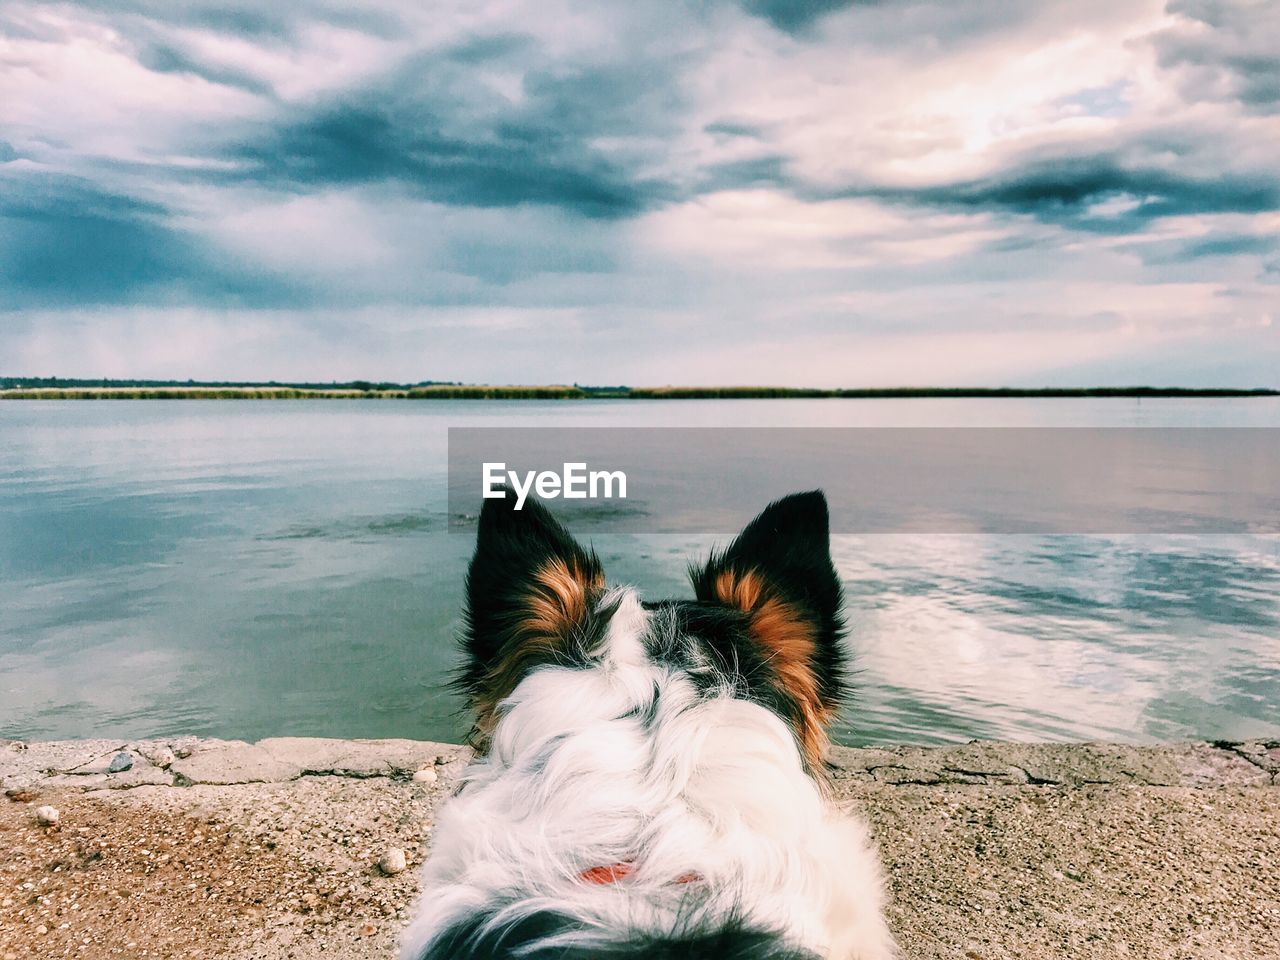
<box><xmin>4</xmin><ymin>736</ymin><xmax>1278</xmax><ymax>791</ymax></box>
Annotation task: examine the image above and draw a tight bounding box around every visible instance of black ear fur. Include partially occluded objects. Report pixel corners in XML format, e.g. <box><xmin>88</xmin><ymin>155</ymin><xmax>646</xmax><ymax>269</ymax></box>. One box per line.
<box><xmin>689</xmin><ymin>490</ymin><xmax>846</xmax><ymax>711</ymax></box>
<box><xmin>458</xmin><ymin>489</ymin><xmax>603</xmax><ymax>703</ymax></box>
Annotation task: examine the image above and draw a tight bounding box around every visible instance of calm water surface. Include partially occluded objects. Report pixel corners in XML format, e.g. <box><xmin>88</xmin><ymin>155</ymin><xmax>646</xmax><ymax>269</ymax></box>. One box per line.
<box><xmin>2</xmin><ymin>398</ymin><xmax>1278</xmax><ymax>746</ymax></box>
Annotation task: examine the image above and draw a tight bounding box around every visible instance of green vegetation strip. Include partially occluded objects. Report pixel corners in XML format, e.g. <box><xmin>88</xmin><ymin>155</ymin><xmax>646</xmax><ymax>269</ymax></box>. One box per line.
<box><xmin>1</xmin><ymin>386</ymin><xmax>1276</xmax><ymax>400</ymax></box>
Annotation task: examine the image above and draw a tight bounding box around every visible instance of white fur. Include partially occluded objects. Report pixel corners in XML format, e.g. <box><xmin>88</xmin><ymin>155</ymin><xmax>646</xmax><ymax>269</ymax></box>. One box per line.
<box><xmin>403</xmin><ymin>589</ymin><xmax>895</xmax><ymax>959</ymax></box>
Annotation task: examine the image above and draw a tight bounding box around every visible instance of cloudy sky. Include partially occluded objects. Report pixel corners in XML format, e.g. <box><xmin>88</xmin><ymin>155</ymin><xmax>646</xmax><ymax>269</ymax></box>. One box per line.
<box><xmin>1</xmin><ymin>0</ymin><xmax>1278</xmax><ymax>386</ymax></box>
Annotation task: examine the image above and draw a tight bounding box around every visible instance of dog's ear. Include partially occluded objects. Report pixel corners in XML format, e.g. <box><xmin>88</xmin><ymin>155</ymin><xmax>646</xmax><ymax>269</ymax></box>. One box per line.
<box><xmin>459</xmin><ymin>489</ymin><xmax>605</xmax><ymax>750</ymax></box>
<box><xmin>690</xmin><ymin>490</ymin><xmax>845</xmax><ymax>766</ymax></box>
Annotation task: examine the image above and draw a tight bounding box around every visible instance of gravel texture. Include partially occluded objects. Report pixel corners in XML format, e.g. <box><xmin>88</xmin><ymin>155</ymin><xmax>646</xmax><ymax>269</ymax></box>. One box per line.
<box><xmin>2</xmin><ymin>737</ymin><xmax>1277</xmax><ymax>959</ymax></box>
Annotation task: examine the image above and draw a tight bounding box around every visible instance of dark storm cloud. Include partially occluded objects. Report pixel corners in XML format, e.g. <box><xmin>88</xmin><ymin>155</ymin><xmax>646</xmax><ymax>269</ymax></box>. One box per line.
<box><xmin>1180</xmin><ymin>233</ymin><xmax>1279</xmax><ymax>259</ymax></box>
<box><xmin>1125</xmin><ymin>232</ymin><xmax>1280</xmax><ymax>275</ymax></box>
<box><xmin>739</xmin><ymin>0</ymin><xmax>857</xmax><ymax>34</ymax></box>
<box><xmin>64</xmin><ymin>0</ymin><xmax>404</xmax><ymax>42</ymax></box>
<box><xmin>697</xmin><ymin>155</ymin><xmax>791</xmax><ymax>192</ymax></box>
<box><xmin>703</xmin><ymin>120</ymin><xmax>766</xmax><ymax>139</ymax></box>
<box><xmin>1154</xmin><ymin>0</ymin><xmax>1280</xmax><ymax>113</ymax></box>
<box><xmin>733</xmin><ymin>0</ymin><xmax>1059</xmax><ymax>46</ymax></box>
<box><xmin>45</xmin><ymin>1</ymin><xmax>401</xmax><ymax>103</ymax></box>
<box><xmin>0</xmin><ymin>172</ymin><xmax>302</xmax><ymax>308</ymax></box>
<box><xmin>217</xmin><ymin>48</ymin><xmax>681</xmax><ymax>219</ymax></box>
<box><xmin>816</xmin><ymin>151</ymin><xmax>1279</xmax><ymax>229</ymax></box>
<box><xmin>136</xmin><ymin>42</ymin><xmax>273</xmax><ymax>96</ymax></box>
<box><xmin>1121</xmin><ymin>231</ymin><xmax>1280</xmax><ymax>271</ymax></box>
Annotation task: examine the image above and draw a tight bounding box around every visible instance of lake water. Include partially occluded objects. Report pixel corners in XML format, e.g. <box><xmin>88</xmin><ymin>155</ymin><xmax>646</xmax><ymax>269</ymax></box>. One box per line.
<box><xmin>2</xmin><ymin>398</ymin><xmax>1278</xmax><ymax>747</ymax></box>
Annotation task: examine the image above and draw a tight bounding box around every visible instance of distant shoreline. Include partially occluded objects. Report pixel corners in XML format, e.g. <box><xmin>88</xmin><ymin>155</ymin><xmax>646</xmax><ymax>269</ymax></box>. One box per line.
<box><xmin>1</xmin><ymin>385</ymin><xmax>1278</xmax><ymax>400</ymax></box>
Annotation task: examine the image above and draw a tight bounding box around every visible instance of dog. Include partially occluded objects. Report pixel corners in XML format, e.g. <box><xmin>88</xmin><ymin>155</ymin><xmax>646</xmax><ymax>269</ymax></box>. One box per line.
<box><xmin>402</xmin><ymin>490</ymin><xmax>895</xmax><ymax>959</ymax></box>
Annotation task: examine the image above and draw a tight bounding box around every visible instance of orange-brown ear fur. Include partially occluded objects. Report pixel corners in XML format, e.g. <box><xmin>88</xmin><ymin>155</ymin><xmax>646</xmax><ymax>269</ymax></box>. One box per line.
<box><xmin>689</xmin><ymin>492</ymin><xmax>846</xmax><ymax>777</ymax></box>
<box><xmin>461</xmin><ymin>491</ymin><xmax>607</xmax><ymax>753</ymax></box>
<box><xmin>713</xmin><ymin>569</ymin><xmax>835</xmax><ymax>772</ymax></box>
<box><xmin>468</xmin><ymin>557</ymin><xmax>605</xmax><ymax>749</ymax></box>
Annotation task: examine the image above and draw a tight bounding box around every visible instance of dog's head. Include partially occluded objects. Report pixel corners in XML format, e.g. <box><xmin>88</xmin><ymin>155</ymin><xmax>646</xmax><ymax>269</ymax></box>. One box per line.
<box><xmin>457</xmin><ymin>490</ymin><xmax>847</xmax><ymax>773</ymax></box>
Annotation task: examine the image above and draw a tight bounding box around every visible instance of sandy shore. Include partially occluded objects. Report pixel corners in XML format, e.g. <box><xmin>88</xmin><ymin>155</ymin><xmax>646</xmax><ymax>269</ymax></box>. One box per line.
<box><xmin>2</xmin><ymin>737</ymin><xmax>1277</xmax><ymax>959</ymax></box>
